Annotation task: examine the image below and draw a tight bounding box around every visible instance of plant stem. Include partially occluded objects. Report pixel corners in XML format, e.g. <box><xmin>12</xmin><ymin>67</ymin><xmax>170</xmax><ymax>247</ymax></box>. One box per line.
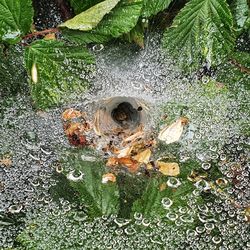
<box><xmin>230</xmin><ymin>59</ymin><xmax>250</xmax><ymax>75</ymax></box>
<box><xmin>22</xmin><ymin>28</ymin><xmax>59</xmax><ymax>40</ymax></box>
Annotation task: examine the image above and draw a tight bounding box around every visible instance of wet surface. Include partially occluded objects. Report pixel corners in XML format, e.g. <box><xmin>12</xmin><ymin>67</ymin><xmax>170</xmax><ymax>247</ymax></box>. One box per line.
<box><xmin>0</xmin><ymin>31</ymin><xmax>249</xmax><ymax>249</ymax></box>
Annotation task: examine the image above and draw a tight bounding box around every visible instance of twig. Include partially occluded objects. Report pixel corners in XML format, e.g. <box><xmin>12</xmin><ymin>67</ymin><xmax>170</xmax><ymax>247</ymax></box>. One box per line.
<box><xmin>22</xmin><ymin>28</ymin><xmax>59</xmax><ymax>40</ymax></box>
<box><xmin>230</xmin><ymin>59</ymin><xmax>250</xmax><ymax>75</ymax></box>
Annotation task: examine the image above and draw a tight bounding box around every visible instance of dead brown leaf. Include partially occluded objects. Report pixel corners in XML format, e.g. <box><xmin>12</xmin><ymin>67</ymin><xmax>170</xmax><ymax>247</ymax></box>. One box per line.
<box><xmin>157</xmin><ymin>161</ymin><xmax>180</xmax><ymax>176</ymax></box>
<box><xmin>62</xmin><ymin>108</ymin><xmax>82</xmax><ymax>121</ymax></box>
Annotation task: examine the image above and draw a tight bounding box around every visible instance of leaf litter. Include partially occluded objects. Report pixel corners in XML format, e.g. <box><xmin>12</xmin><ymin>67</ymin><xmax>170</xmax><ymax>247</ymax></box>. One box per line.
<box><xmin>61</xmin><ymin>108</ymin><xmax>189</xmax><ymax>179</ymax></box>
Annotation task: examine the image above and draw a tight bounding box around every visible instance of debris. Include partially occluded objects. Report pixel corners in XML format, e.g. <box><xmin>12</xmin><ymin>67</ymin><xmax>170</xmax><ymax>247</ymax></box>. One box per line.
<box><xmin>62</xmin><ymin>108</ymin><xmax>82</xmax><ymax>121</ymax></box>
<box><xmin>133</xmin><ymin>149</ymin><xmax>151</xmax><ymax>164</ymax></box>
<box><xmin>157</xmin><ymin>161</ymin><xmax>180</xmax><ymax>176</ymax></box>
<box><xmin>63</xmin><ymin>122</ymin><xmax>89</xmax><ymax>147</ymax></box>
<box><xmin>123</xmin><ymin>128</ymin><xmax>144</xmax><ymax>143</ymax></box>
<box><xmin>187</xmin><ymin>170</ymin><xmax>207</xmax><ymax>182</ymax></box>
<box><xmin>117</xmin><ymin>146</ymin><xmax>134</xmax><ymax>158</ymax></box>
<box><xmin>158</xmin><ymin>117</ymin><xmax>188</xmax><ymax>144</ymax></box>
<box><xmin>44</xmin><ymin>33</ymin><xmax>56</xmax><ymax>40</ymax></box>
<box><xmin>102</xmin><ymin>173</ymin><xmax>116</xmax><ymax>183</ymax></box>
<box><xmin>106</xmin><ymin>157</ymin><xmax>139</xmax><ymax>173</ymax></box>
<box><xmin>159</xmin><ymin>182</ymin><xmax>167</xmax><ymax>191</ymax></box>
<box><xmin>0</xmin><ymin>156</ymin><xmax>12</xmax><ymax>167</ymax></box>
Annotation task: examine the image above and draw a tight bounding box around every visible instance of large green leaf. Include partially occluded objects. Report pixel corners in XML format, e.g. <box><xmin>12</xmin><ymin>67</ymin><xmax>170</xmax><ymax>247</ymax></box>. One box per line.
<box><xmin>59</xmin><ymin>0</ymin><xmax>120</xmax><ymax>31</ymax></box>
<box><xmin>132</xmin><ymin>176</ymin><xmax>195</xmax><ymax>218</ymax></box>
<box><xmin>163</xmin><ymin>0</ymin><xmax>235</xmax><ymax>69</ymax></box>
<box><xmin>62</xmin><ymin>0</ymin><xmax>143</xmax><ymax>44</ymax></box>
<box><xmin>69</xmin><ymin>0</ymin><xmax>103</xmax><ymax>14</ymax></box>
<box><xmin>0</xmin><ymin>0</ymin><xmax>33</xmax><ymax>44</ymax></box>
<box><xmin>25</xmin><ymin>40</ymin><xmax>95</xmax><ymax>109</ymax></box>
<box><xmin>62</xmin><ymin>149</ymin><xmax>120</xmax><ymax>217</ymax></box>
<box><xmin>142</xmin><ymin>0</ymin><xmax>173</xmax><ymax>18</ymax></box>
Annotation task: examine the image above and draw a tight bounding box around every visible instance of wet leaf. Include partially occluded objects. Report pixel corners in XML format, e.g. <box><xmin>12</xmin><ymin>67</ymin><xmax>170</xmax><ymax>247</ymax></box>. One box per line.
<box><xmin>157</xmin><ymin>161</ymin><xmax>180</xmax><ymax>176</ymax></box>
<box><xmin>59</xmin><ymin>0</ymin><xmax>120</xmax><ymax>31</ymax></box>
<box><xmin>25</xmin><ymin>40</ymin><xmax>95</xmax><ymax>109</ymax></box>
<box><xmin>133</xmin><ymin>149</ymin><xmax>151</xmax><ymax>164</ymax></box>
<box><xmin>62</xmin><ymin>0</ymin><xmax>143</xmax><ymax>45</ymax></box>
<box><xmin>0</xmin><ymin>0</ymin><xmax>34</xmax><ymax>44</ymax></box>
<box><xmin>63</xmin><ymin>150</ymin><xmax>120</xmax><ymax>217</ymax></box>
<box><xmin>163</xmin><ymin>0</ymin><xmax>235</xmax><ymax>69</ymax></box>
<box><xmin>158</xmin><ymin>117</ymin><xmax>188</xmax><ymax>144</ymax></box>
<box><xmin>142</xmin><ymin>0</ymin><xmax>173</xmax><ymax>18</ymax></box>
<box><xmin>102</xmin><ymin>173</ymin><xmax>116</xmax><ymax>183</ymax></box>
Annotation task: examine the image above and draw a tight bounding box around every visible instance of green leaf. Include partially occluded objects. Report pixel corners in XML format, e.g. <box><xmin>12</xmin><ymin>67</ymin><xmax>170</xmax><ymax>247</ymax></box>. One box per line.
<box><xmin>142</xmin><ymin>0</ymin><xmax>173</xmax><ymax>18</ymax></box>
<box><xmin>132</xmin><ymin>175</ymin><xmax>195</xmax><ymax>218</ymax></box>
<box><xmin>62</xmin><ymin>0</ymin><xmax>143</xmax><ymax>45</ymax></box>
<box><xmin>69</xmin><ymin>0</ymin><xmax>103</xmax><ymax>14</ymax></box>
<box><xmin>231</xmin><ymin>0</ymin><xmax>250</xmax><ymax>31</ymax></box>
<box><xmin>62</xmin><ymin>150</ymin><xmax>120</xmax><ymax>217</ymax></box>
<box><xmin>59</xmin><ymin>0</ymin><xmax>120</xmax><ymax>31</ymax></box>
<box><xmin>163</xmin><ymin>0</ymin><xmax>235</xmax><ymax>69</ymax></box>
<box><xmin>25</xmin><ymin>40</ymin><xmax>95</xmax><ymax>109</ymax></box>
<box><xmin>0</xmin><ymin>0</ymin><xmax>34</xmax><ymax>44</ymax></box>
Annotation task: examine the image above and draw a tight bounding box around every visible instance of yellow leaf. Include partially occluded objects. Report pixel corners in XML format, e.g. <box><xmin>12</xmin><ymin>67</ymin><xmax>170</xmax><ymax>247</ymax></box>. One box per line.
<box><xmin>157</xmin><ymin>161</ymin><xmax>180</xmax><ymax>176</ymax></box>
<box><xmin>133</xmin><ymin>149</ymin><xmax>151</xmax><ymax>164</ymax></box>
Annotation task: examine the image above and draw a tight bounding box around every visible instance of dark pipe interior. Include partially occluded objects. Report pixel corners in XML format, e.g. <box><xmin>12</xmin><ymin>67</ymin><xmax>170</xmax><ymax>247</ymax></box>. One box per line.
<box><xmin>111</xmin><ymin>102</ymin><xmax>141</xmax><ymax>127</ymax></box>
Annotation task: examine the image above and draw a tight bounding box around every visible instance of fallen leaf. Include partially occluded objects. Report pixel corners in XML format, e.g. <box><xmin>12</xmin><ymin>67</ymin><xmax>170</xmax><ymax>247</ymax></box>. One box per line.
<box><xmin>133</xmin><ymin>149</ymin><xmax>151</xmax><ymax>164</ymax></box>
<box><xmin>102</xmin><ymin>173</ymin><xmax>116</xmax><ymax>183</ymax></box>
<box><xmin>158</xmin><ymin>117</ymin><xmax>188</xmax><ymax>144</ymax></box>
<box><xmin>157</xmin><ymin>161</ymin><xmax>180</xmax><ymax>176</ymax></box>
<box><xmin>63</xmin><ymin>122</ymin><xmax>89</xmax><ymax>147</ymax></box>
<box><xmin>0</xmin><ymin>157</ymin><xmax>12</xmax><ymax>167</ymax></box>
<box><xmin>62</xmin><ymin>108</ymin><xmax>82</xmax><ymax>121</ymax></box>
